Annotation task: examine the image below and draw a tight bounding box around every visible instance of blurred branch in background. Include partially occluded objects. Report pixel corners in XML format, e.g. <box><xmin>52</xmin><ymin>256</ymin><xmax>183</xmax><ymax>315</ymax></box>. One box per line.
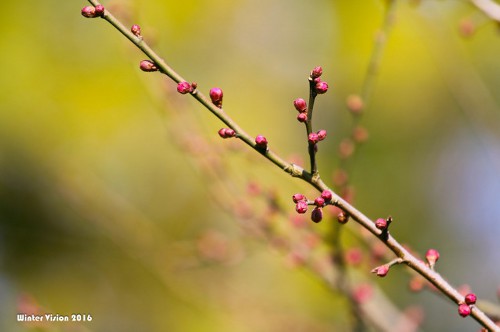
<box><xmin>471</xmin><ymin>0</ymin><xmax>500</xmax><ymax>21</ymax></box>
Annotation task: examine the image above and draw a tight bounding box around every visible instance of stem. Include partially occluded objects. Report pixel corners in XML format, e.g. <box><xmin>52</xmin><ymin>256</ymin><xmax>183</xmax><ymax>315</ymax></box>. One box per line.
<box><xmin>83</xmin><ymin>2</ymin><xmax>500</xmax><ymax>330</ymax></box>
<box><xmin>306</xmin><ymin>78</ymin><xmax>318</xmax><ymax>175</ymax></box>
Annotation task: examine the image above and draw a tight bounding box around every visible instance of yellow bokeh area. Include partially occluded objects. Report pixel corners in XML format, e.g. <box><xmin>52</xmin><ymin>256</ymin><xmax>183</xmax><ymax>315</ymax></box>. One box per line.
<box><xmin>1</xmin><ymin>1</ymin><xmax>500</xmax><ymax>331</ymax></box>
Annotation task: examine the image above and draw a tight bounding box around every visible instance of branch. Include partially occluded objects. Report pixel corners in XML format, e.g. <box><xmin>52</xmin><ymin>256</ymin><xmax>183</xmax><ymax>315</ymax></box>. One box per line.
<box><xmin>81</xmin><ymin>2</ymin><xmax>500</xmax><ymax>331</ymax></box>
<box><xmin>471</xmin><ymin>0</ymin><xmax>500</xmax><ymax>21</ymax></box>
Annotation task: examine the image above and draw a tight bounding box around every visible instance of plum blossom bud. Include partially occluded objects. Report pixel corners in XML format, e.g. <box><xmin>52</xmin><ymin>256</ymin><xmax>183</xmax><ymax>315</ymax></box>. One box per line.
<box><xmin>131</xmin><ymin>24</ymin><xmax>142</xmax><ymax>37</ymax></box>
<box><xmin>81</xmin><ymin>6</ymin><xmax>97</xmax><ymax>18</ymax></box>
<box><xmin>311</xmin><ymin>66</ymin><xmax>323</xmax><ymax>79</ymax></box>
<box><xmin>209</xmin><ymin>88</ymin><xmax>223</xmax><ymax>108</ymax></box>
<box><xmin>255</xmin><ymin>135</ymin><xmax>268</xmax><ymax>149</ymax></box>
<box><xmin>321</xmin><ymin>190</ymin><xmax>332</xmax><ymax>202</ymax></box>
<box><xmin>458</xmin><ymin>303</ymin><xmax>471</xmax><ymax>317</ymax></box>
<box><xmin>293</xmin><ymin>98</ymin><xmax>307</xmax><ymax>112</ymax></box>
<box><xmin>295</xmin><ymin>201</ymin><xmax>308</xmax><ymax>214</ymax></box>
<box><xmin>311</xmin><ymin>207</ymin><xmax>323</xmax><ymax>223</ymax></box>
<box><xmin>292</xmin><ymin>193</ymin><xmax>305</xmax><ymax>203</ymax></box>
<box><xmin>308</xmin><ymin>133</ymin><xmax>319</xmax><ymax>144</ymax></box>
<box><xmin>218</xmin><ymin>128</ymin><xmax>236</xmax><ymax>139</ymax></box>
<box><xmin>317</xmin><ymin>129</ymin><xmax>327</xmax><ymax>141</ymax></box>
<box><xmin>140</xmin><ymin>60</ymin><xmax>158</xmax><ymax>72</ymax></box>
<box><xmin>315</xmin><ymin>81</ymin><xmax>329</xmax><ymax>94</ymax></box>
<box><xmin>297</xmin><ymin>113</ymin><xmax>307</xmax><ymax>123</ymax></box>
<box><xmin>464</xmin><ymin>293</ymin><xmax>477</xmax><ymax>305</ymax></box>
<box><xmin>177</xmin><ymin>81</ymin><xmax>192</xmax><ymax>94</ymax></box>
<box><xmin>371</xmin><ymin>264</ymin><xmax>390</xmax><ymax>277</ymax></box>
<box><xmin>314</xmin><ymin>197</ymin><xmax>325</xmax><ymax>207</ymax></box>
<box><xmin>375</xmin><ymin>218</ymin><xmax>387</xmax><ymax>230</ymax></box>
<box><xmin>425</xmin><ymin>249</ymin><xmax>440</xmax><ymax>268</ymax></box>
<box><xmin>94</xmin><ymin>4</ymin><xmax>105</xmax><ymax>16</ymax></box>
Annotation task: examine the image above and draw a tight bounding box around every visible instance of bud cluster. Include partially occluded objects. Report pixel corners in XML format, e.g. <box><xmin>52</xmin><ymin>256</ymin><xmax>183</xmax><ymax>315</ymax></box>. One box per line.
<box><xmin>308</xmin><ymin>130</ymin><xmax>327</xmax><ymax>144</ymax></box>
<box><xmin>81</xmin><ymin>5</ymin><xmax>105</xmax><ymax>18</ymax></box>
<box><xmin>309</xmin><ymin>67</ymin><xmax>329</xmax><ymax>95</ymax></box>
<box><xmin>218</xmin><ymin>128</ymin><xmax>236</xmax><ymax>139</ymax></box>
<box><xmin>291</xmin><ymin>190</ymin><xmax>334</xmax><ymax>223</ymax></box>
<box><xmin>293</xmin><ymin>98</ymin><xmax>308</xmax><ymax>123</ymax></box>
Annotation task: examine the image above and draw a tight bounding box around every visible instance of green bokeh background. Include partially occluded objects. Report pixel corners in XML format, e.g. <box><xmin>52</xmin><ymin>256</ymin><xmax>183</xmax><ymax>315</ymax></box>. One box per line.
<box><xmin>1</xmin><ymin>1</ymin><xmax>500</xmax><ymax>331</ymax></box>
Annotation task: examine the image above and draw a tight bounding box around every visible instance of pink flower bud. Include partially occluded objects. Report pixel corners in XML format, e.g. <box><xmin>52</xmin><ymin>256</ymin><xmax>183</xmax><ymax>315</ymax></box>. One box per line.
<box><xmin>131</xmin><ymin>24</ymin><xmax>142</xmax><ymax>37</ymax></box>
<box><xmin>314</xmin><ymin>197</ymin><xmax>325</xmax><ymax>207</ymax></box>
<box><xmin>292</xmin><ymin>193</ymin><xmax>305</xmax><ymax>203</ymax></box>
<box><xmin>308</xmin><ymin>133</ymin><xmax>319</xmax><ymax>144</ymax></box>
<box><xmin>317</xmin><ymin>129</ymin><xmax>327</xmax><ymax>141</ymax></box>
<box><xmin>177</xmin><ymin>81</ymin><xmax>192</xmax><ymax>94</ymax></box>
<box><xmin>321</xmin><ymin>190</ymin><xmax>332</xmax><ymax>202</ymax></box>
<box><xmin>311</xmin><ymin>66</ymin><xmax>323</xmax><ymax>79</ymax></box>
<box><xmin>139</xmin><ymin>60</ymin><xmax>158</xmax><ymax>72</ymax></box>
<box><xmin>311</xmin><ymin>207</ymin><xmax>323</xmax><ymax>223</ymax></box>
<box><xmin>293</xmin><ymin>98</ymin><xmax>307</xmax><ymax>113</ymax></box>
<box><xmin>81</xmin><ymin>6</ymin><xmax>97</xmax><ymax>18</ymax></box>
<box><xmin>425</xmin><ymin>249</ymin><xmax>440</xmax><ymax>268</ymax></box>
<box><xmin>371</xmin><ymin>265</ymin><xmax>390</xmax><ymax>277</ymax></box>
<box><xmin>94</xmin><ymin>4</ymin><xmax>105</xmax><ymax>16</ymax></box>
<box><xmin>315</xmin><ymin>81</ymin><xmax>329</xmax><ymax>94</ymax></box>
<box><xmin>375</xmin><ymin>218</ymin><xmax>387</xmax><ymax>230</ymax></box>
<box><xmin>295</xmin><ymin>201</ymin><xmax>308</xmax><ymax>214</ymax></box>
<box><xmin>255</xmin><ymin>135</ymin><xmax>268</xmax><ymax>149</ymax></box>
<box><xmin>464</xmin><ymin>293</ymin><xmax>477</xmax><ymax>305</ymax></box>
<box><xmin>218</xmin><ymin>128</ymin><xmax>236</xmax><ymax>139</ymax></box>
<box><xmin>458</xmin><ymin>303</ymin><xmax>471</xmax><ymax>317</ymax></box>
<box><xmin>297</xmin><ymin>113</ymin><xmax>308</xmax><ymax>123</ymax></box>
<box><xmin>209</xmin><ymin>87</ymin><xmax>223</xmax><ymax>108</ymax></box>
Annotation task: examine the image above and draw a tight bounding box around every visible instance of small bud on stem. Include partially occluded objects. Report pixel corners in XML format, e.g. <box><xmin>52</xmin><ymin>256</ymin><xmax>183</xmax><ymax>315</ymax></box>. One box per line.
<box><xmin>310</xmin><ymin>66</ymin><xmax>323</xmax><ymax>79</ymax></box>
<box><xmin>81</xmin><ymin>6</ymin><xmax>97</xmax><ymax>18</ymax></box>
<box><xmin>293</xmin><ymin>98</ymin><xmax>307</xmax><ymax>113</ymax></box>
<box><xmin>94</xmin><ymin>5</ymin><xmax>105</xmax><ymax>17</ymax></box>
<box><xmin>297</xmin><ymin>113</ymin><xmax>308</xmax><ymax>123</ymax></box>
<box><xmin>371</xmin><ymin>264</ymin><xmax>390</xmax><ymax>277</ymax></box>
<box><xmin>209</xmin><ymin>88</ymin><xmax>223</xmax><ymax>108</ymax></box>
<box><xmin>177</xmin><ymin>81</ymin><xmax>192</xmax><ymax>94</ymax></box>
<box><xmin>458</xmin><ymin>303</ymin><xmax>471</xmax><ymax>317</ymax></box>
<box><xmin>140</xmin><ymin>60</ymin><xmax>158</xmax><ymax>72</ymax></box>
<box><xmin>218</xmin><ymin>128</ymin><xmax>236</xmax><ymax>139</ymax></box>
<box><xmin>315</xmin><ymin>80</ymin><xmax>329</xmax><ymax>94</ymax></box>
<box><xmin>295</xmin><ymin>201</ymin><xmax>308</xmax><ymax>214</ymax></box>
<box><xmin>131</xmin><ymin>24</ymin><xmax>142</xmax><ymax>37</ymax></box>
<box><xmin>311</xmin><ymin>207</ymin><xmax>323</xmax><ymax>223</ymax></box>
<box><xmin>255</xmin><ymin>135</ymin><xmax>268</xmax><ymax>149</ymax></box>
<box><xmin>464</xmin><ymin>293</ymin><xmax>477</xmax><ymax>305</ymax></box>
<box><xmin>425</xmin><ymin>249</ymin><xmax>440</xmax><ymax>269</ymax></box>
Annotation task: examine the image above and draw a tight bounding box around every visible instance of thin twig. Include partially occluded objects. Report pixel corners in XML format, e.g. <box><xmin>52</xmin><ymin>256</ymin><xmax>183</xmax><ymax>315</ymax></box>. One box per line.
<box><xmin>471</xmin><ymin>0</ymin><xmax>500</xmax><ymax>21</ymax></box>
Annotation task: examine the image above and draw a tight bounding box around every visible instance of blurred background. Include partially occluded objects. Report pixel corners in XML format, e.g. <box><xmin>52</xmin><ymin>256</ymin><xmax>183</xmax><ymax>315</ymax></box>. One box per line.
<box><xmin>1</xmin><ymin>0</ymin><xmax>500</xmax><ymax>331</ymax></box>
